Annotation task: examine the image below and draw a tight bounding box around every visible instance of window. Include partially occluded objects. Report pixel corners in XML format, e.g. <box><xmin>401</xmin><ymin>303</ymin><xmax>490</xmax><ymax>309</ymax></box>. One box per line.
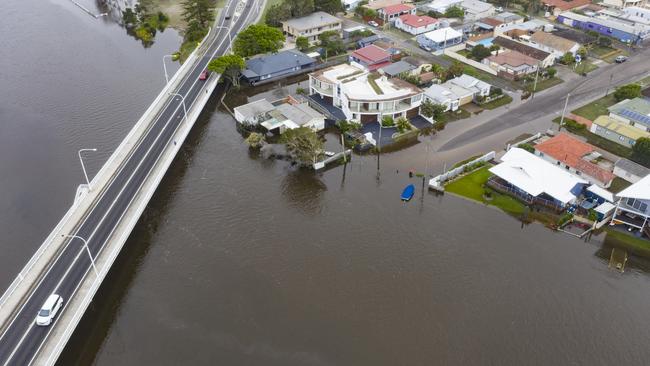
<box><xmin>620</xmin><ymin>136</ymin><xmax>626</xmax><ymax>141</ymax></box>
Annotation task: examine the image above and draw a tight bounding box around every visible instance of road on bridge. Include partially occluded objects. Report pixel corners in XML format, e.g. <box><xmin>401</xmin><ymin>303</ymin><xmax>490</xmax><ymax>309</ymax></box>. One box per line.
<box><xmin>0</xmin><ymin>0</ymin><xmax>260</xmax><ymax>364</ymax></box>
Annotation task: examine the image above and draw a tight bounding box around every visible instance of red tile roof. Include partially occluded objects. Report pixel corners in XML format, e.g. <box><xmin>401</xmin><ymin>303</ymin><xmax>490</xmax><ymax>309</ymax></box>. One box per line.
<box><xmin>352</xmin><ymin>45</ymin><xmax>392</xmax><ymax>64</ymax></box>
<box><xmin>535</xmin><ymin>133</ymin><xmax>615</xmax><ymax>185</ymax></box>
<box><xmin>542</xmin><ymin>0</ymin><xmax>591</xmax><ymax>11</ymax></box>
<box><xmin>398</xmin><ymin>14</ymin><xmax>438</xmax><ymax>28</ymax></box>
<box><xmin>382</xmin><ymin>3</ymin><xmax>415</xmax><ymax>15</ymax></box>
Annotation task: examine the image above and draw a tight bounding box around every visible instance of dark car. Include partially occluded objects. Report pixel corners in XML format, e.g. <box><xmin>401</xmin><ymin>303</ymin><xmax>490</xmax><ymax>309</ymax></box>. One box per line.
<box><xmin>199</xmin><ymin>70</ymin><xmax>209</xmax><ymax>80</ymax></box>
<box><xmin>225</xmin><ymin>16</ymin><xmax>231</xmax><ymax>20</ymax></box>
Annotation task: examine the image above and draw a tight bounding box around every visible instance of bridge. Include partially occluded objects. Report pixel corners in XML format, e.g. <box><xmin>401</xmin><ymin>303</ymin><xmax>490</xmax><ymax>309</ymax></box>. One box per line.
<box><xmin>0</xmin><ymin>1</ymin><xmax>262</xmax><ymax>364</ymax></box>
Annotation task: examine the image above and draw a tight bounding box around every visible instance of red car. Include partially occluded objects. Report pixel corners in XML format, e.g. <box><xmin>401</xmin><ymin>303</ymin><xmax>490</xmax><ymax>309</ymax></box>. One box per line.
<box><xmin>199</xmin><ymin>70</ymin><xmax>209</xmax><ymax>80</ymax></box>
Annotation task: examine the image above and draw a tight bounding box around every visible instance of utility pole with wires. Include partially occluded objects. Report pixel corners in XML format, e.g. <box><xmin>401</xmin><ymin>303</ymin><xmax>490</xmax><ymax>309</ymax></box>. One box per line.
<box><xmin>605</xmin><ymin>73</ymin><xmax>614</xmax><ymax>96</ymax></box>
<box><xmin>558</xmin><ymin>92</ymin><xmax>570</xmax><ymax>131</ymax></box>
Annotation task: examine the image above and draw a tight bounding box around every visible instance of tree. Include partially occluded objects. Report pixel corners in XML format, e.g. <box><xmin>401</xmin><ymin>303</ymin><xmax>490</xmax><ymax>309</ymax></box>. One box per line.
<box><xmin>445</xmin><ymin>61</ymin><xmax>464</xmax><ymax>80</ymax></box>
<box><xmin>315</xmin><ymin>0</ymin><xmax>343</xmax><ymax>14</ymax></box>
<box><xmin>296</xmin><ymin>36</ymin><xmax>309</xmax><ymax>51</ymax></box>
<box><xmin>381</xmin><ymin>115</ymin><xmax>394</xmax><ymax>127</ymax></box>
<box><xmin>546</xmin><ymin>67</ymin><xmax>557</xmax><ymax>78</ymax></box>
<box><xmin>614</xmin><ymin>83</ymin><xmax>641</xmax><ymax>101</ymax></box>
<box><xmin>632</xmin><ymin>137</ymin><xmax>650</xmax><ymax>167</ymax></box>
<box><xmin>560</xmin><ymin>52</ymin><xmax>574</xmax><ymax>65</ymax></box>
<box><xmin>234</xmin><ymin>24</ymin><xmax>285</xmax><ymax>57</ymax></box>
<box><xmin>444</xmin><ymin>6</ymin><xmax>464</xmax><ymax>18</ymax></box>
<box><xmin>281</xmin><ymin>127</ymin><xmax>324</xmax><ymax>165</ymax></box>
<box><xmin>208</xmin><ymin>54</ymin><xmax>245</xmax><ymax>87</ymax></box>
<box><xmin>429</xmin><ymin>63</ymin><xmax>445</xmax><ymax>79</ymax></box>
<box><xmin>420</xmin><ymin>99</ymin><xmax>445</xmax><ymax>120</ymax></box>
<box><xmin>122</xmin><ymin>8</ymin><xmax>138</xmax><ymax>27</ymax></box>
<box><xmin>182</xmin><ymin>0</ymin><xmax>216</xmax><ymax>29</ymax></box>
<box><xmin>517</xmin><ymin>143</ymin><xmax>535</xmax><ymax>153</ymax></box>
<box><xmin>577</xmin><ymin>47</ymin><xmax>587</xmax><ymax>59</ymax></box>
<box><xmin>286</xmin><ymin>0</ymin><xmax>315</xmax><ymax>17</ymax></box>
<box><xmin>319</xmin><ymin>30</ymin><xmax>345</xmax><ymax>57</ymax></box>
<box><xmin>336</xmin><ymin>120</ymin><xmax>362</xmax><ymax>133</ymax></box>
<box><xmin>598</xmin><ymin>36</ymin><xmax>612</xmax><ymax>47</ymax></box>
<box><xmin>265</xmin><ymin>2</ymin><xmax>291</xmax><ymax>27</ymax></box>
<box><xmin>470</xmin><ymin>44</ymin><xmax>491</xmax><ymax>61</ymax></box>
<box><xmin>245</xmin><ymin>132</ymin><xmax>266</xmax><ymax>149</ymax></box>
<box><xmin>396</xmin><ymin>116</ymin><xmax>411</xmax><ymax>133</ymax></box>
<box><xmin>489</xmin><ymin>44</ymin><xmax>500</xmax><ymax>54</ymax></box>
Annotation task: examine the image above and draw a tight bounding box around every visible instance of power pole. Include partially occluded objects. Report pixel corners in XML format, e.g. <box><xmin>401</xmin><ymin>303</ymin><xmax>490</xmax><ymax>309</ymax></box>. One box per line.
<box><xmin>558</xmin><ymin>92</ymin><xmax>570</xmax><ymax>131</ymax></box>
<box><xmin>605</xmin><ymin>73</ymin><xmax>614</xmax><ymax>96</ymax></box>
<box><xmin>531</xmin><ymin>62</ymin><xmax>541</xmax><ymax>99</ymax></box>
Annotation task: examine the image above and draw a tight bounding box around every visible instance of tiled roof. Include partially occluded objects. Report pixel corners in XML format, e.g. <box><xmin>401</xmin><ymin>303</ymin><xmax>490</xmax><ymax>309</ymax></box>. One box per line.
<box><xmin>487</xmin><ymin>50</ymin><xmax>538</xmax><ymax>67</ymax></box>
<box><xmin>530</xmin><ymin>31</ymin><xmax>578</xmax><ymax>53</ymax></box>
<box><xmin>493</xmin><ymin>36</ymin><xmax>551</xmax><ymax>61</ymax></box>
<box><xmin>352</xmin><ymin>45</ymin><xmax>392</xmax><ymax>64</ymax></box>
<box><xmin>480</xmin><ymin>17</ymin><xmax>504</xmax><ymax>27</ymax></box>
<box><xmin>542</xmin><ymin>0</ymin><xmax>591</xmax><ymax>11</ymax></box>
<box><xmin>382</xmin><ymin>3</ymin><xmax>415</xmax><ymax>14</ymax></box>
<box><xmin>535</xmin><ymin>133</ymin><xmax>615</xmax><ymax>184</ymax></box>
<box><xmin>399</xmin><ymin>14</ymin><xmax>438</xmax><ymax>28</ymax></box>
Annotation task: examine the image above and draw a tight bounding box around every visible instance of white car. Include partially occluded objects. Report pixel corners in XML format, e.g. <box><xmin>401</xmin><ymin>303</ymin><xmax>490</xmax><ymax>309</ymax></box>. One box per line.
<box><xmin>368</xmin><ymin>21</ymin><xmax>379</xmax><ymax>27</ymax></box>
<box><xmin>35</xmin><ymin>294</ymin><xmax>63</xmax><ymax>326</ymax></box>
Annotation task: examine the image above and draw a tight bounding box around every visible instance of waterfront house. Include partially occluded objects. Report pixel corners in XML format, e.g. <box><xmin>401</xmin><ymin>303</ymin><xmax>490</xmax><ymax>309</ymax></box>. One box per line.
<box><xmin>350</xmin><ymin>45</ymin><xmax>393</xmax><ymax>71</ymax></box>
<box><xmin>542</xmin><ymin>0</ymin><xmax>591</xmax><ymax>16</ymax></box>
<box><xmin>241</xmin><ymin>50</ymin><xmax>318</xmax><ymax>85</ymax></box>
<box><xmin>377</xmin><ymin>3</ymin><xmax>416</xmax><ymax>24</ymax></box>
<box><xmin>528</xmin><ymin>31</ymin><xmax>581</xmax><ymax>59</ymax></box>
<box><xmin>416</xmin><ymin>27</ymin><xmax>464</xmax><ymax>51</ymax></box>
<box><xmin>394</xmin><ymin>14</ymin><xmax>440</xmax><ymax>35</ymax></box>
<box><xmin>534</xmin><ymin>133</ymin><xmax>616</xmax><ymax>188</ymax></box>
<box><xmin>308</xmin><ymin>63</ymin><xmax>424</xmax><ymax>124</ymax></box>
<box><xmin>282</xmin><ymin>12</ymin><xmax>342</xmax><ymax>44</ymax></box>
<box><xmin>590</xmin><ymin>115</ymin><xmax>650</xmax><ymax>147</ymax></box>
<box><xmin>612</xmin><ymin>174</ymin><xmax>650</xmax><ymax>236</ymax></box>
<box><xmin>614</xmin><ymin>158</ymin><xmax>650</xmax><ymax>183</ymax></box>
<box><xmin>556</xmin><ymin>11</ymin><xmax>650</xmax><ymax>44</ymax></box>
<box><xmin>483</xmin><ymin>50</ymin><xmax>539</xmax><ymax>80</ymax></box>
<box><xmin>233</xmin><ymin>98</ymin><xmax>325</xmax><ymax>133</ymax></box>
<box><xmin>489</xmin><ymin>147</ymin><xmax>588</xmax><ymax>208</ymax></box>
<box><xmin>460</xmin><ymin>0</ymin><xmax>495</xmax><ymax>21</ymax></box>
<box><xmin>447</xmin><ymin>74</ymin><xmax>491</xmax><ymax>100</ymax></box>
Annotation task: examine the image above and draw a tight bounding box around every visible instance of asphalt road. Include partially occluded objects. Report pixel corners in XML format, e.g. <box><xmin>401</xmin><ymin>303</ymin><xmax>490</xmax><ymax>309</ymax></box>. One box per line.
<box><xmin>437</xmin><ymin>46</ymin><xmax>650</xmax><ymax>152</ymax></box>
<box><xmin>0</xmin><ymin>1</ymin><xmax>260</xmax><ymax>364</ymax></box>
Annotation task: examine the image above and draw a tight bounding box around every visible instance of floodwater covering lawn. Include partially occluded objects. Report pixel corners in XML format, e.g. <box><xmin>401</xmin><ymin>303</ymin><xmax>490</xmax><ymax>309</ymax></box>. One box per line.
<box><xmin>445</xmin><ymin>166</ymin><xmax>526</xmax><ymax>215</ymax></box>
<box><xmin>605</xmin><ymin>228</ymin><xmax>650</xmax><ymax>257</ymax></box>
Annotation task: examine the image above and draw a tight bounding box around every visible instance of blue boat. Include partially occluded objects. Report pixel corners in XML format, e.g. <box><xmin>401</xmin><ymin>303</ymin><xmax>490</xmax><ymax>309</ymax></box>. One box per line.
<box><xmin>401</xmin><ymin>184</ymin><xmax>415</xmax><ymax>201</ymax></box>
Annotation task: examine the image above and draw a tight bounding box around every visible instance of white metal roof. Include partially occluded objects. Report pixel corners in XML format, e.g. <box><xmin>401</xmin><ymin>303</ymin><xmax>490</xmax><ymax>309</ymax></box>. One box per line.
<box><xmin>489</xmin><ymin>148</ymin><xmax>587</xmax><ymax>205</ymax></box>
<box><xmin>595</xmin><ymin>201</ymin><xmax>615</xmax><ymax>215</ymax></box>
<box><xmin>617</xmin><ymin>174</ymin><xmax>650</xmax><ymax>200</ymax></box>
<box><xmin>586</xmin><ymin>184</ymin><xmax>615</xmax><ymax>203</ymax></box>
<box><xmin>422</xmin><ymin>27</ymin><xmax>463</xmax><ymax>43</ymax></box>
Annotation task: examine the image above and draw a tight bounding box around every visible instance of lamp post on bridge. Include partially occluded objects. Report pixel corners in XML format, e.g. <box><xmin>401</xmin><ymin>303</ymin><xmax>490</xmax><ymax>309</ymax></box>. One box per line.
<box><xmin>162</xmin><ymin>54</ymin><xmax>174</xmax><ymax>84</ymax></box>
<box><xmin>78</xmin><ymin>148</ymin><xmax>97</xmax><ymax>191</ymax></box>
<box><xmin>62</xmin><ymin>234</ymin><xmax>98</xmax><ymax>276</ymax></box>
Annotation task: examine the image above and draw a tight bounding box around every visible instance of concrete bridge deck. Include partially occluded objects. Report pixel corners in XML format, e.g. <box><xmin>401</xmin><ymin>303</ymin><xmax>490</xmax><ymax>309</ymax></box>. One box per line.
<box><xmin>0</xmin><ymin>1</ymin><xmax>263</xmax><ymax>364</ymax></box>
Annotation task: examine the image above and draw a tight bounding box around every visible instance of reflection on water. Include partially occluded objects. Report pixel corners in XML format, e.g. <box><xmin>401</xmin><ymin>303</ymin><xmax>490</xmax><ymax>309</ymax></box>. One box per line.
<box><xmin>281</xmin><ymin>169</ymin><xmax>327</xmax><ymax>215</ymax></box>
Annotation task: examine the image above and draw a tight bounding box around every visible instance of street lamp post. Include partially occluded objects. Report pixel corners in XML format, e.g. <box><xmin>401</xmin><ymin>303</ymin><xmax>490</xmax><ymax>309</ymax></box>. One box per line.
<box><xmin>78</xmin><ymin>148</ymin><xmax>97</xmax><ymax>191</ymax></box>
<box><xmin>162</xmin><ymin>54</ymin><xmax>173</xmax><ymax>84</ymax></box>
<box><xmin>62</xmin><ymin>234</ymin><xmax>98</xmax><ymax>276</ymax></box>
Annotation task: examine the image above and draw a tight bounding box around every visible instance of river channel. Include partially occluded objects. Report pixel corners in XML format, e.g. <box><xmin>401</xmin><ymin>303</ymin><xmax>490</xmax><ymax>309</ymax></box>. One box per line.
<box><xmin>3</xmin><ymin>1</ymin><xmax>650</xmax><ymax>365</ymax></box>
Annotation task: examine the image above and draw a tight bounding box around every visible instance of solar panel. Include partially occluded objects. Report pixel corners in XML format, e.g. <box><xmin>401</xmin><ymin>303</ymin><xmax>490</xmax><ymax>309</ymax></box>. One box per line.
<box><xmin>619</xmin><ymin>108</ymin><xmax>650</xmax><ymax>126</ymax></box>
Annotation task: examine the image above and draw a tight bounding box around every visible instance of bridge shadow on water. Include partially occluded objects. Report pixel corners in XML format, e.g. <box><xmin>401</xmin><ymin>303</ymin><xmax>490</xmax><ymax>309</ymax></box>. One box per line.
<box><xmin>56</xmin><ymin>86</ymin><xmax>227</xmax><ymax>365</ymax></box>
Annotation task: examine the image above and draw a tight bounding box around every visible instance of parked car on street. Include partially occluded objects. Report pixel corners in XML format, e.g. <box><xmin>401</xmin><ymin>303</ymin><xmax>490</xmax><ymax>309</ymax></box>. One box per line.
<box><xmin>368</xmin><ymin>21</ymin><xmax>379</xmax><ymax>27</ymax></box>
<box><xmin>615</xmin><ymin>55</ymin><xmax>628</xmax><ymax>63</ymax></box>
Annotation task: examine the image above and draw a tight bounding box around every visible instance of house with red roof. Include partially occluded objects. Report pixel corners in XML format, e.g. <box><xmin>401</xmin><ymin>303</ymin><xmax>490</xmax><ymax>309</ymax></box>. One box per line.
<box><xmin>542</xmin><ymin>0</ymin><xmax>591</xmax><ymax>16</ymax></box>
<box><xmin>350</xmin><ymin>45</ymin><xmax>393</xmax><ymax>71</ymax></box>
<box><xmin>377</xmin><ymin>3</ymin><xmax>416</xmax><ymax>23</ymax></box>
<box><xmin>394</xmin><ymin>14</ymin><xmax>440</xmax><ymax>35</ymax></box>
<box><xmin>534</xmin><ymin>133</ymin><xmax>616</xmax><ymax>188</ymax></box>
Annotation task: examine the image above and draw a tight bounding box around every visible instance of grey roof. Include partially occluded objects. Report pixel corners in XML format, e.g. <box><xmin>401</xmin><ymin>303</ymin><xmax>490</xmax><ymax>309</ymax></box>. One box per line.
<box><xmin>380</xmin><ymin>60</ymin><xmax>417</xmax><ymax>76</ymax></box>
<box><xmin>461</xmin><ymin>0</ymin><xmax>494</xmax><ymax>13</ymax></box>
<box><xmin>275</xmin><ymin>103</ymin><xmax>324</xmax><ymax>125</ymax></box>
<box><xmin>493</xmin><ymin>11</ymin><xmax>523</xmax><ymax>23</ymax></box>
<box><xmin>282</xmin><ymin>11</ymin><xmax>340</xmax><ymax>31</ymax></box>
<box><xmin>243</xmin><ymin>50</ymin><xmax>316</xmax><ymax>78</ymax></box>
<box><xmin>615</xmin><ymin>158</ymin><xmax>650</xmax><ymax>178</ymax></box>
<box><xmin>233</xmin><ymin>99</ymin><xmax>275</xmax><ymax>120</ymax></box>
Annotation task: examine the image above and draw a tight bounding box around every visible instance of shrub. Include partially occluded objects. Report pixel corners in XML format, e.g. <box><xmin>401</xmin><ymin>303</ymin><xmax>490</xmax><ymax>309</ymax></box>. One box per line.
<box><xmin>517</xmin><ymin>143</ymin><xmax>535</xmax><ymax>153</ymax></box>
<box><xmin>381</xmin><ymin>115</ymin><xmax>394</xmax><ymax>127</ymax></box>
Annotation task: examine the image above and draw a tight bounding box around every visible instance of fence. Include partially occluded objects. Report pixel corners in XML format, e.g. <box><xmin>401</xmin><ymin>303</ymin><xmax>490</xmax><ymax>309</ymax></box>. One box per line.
<box><xmin>428</xmin><ymin>151</ymin><xmax>495</xmax><ymax>191</ymax></box>
<box><xmin>506</xmin><ymin>132</ymin><xmax>542</xmax><ymax>151</ymax></box>
<box><xmin>486</xmin><ymin>176</ymin><xmax>534</xmax><ymax>204</ymax></box>
<box><xmin>443</xmin><ymin>44</ymin><xmax>498</xmax><ymax>76</ymax></box>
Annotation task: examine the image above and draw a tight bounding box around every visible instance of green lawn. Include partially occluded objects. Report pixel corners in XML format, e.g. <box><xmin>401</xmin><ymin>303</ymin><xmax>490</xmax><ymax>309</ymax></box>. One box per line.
<box><xmin>524</xmin><ymin>77</ymin><xmax>563</xmax><ymax>93</ymax></box>
<box><xmin>574</xmin><ymin>60</ymin><xmax>599</xmax><ymax>74</ymax></box>
<box><xmin>609</xmin><ymin>177</ymin><xmax>632</xmax><ymax>194</ymax></box>
<box><xmin>590</xmin><ymin>45</ymin><xmax>617</xmax><ymax>57</ymax></box>
<box><xmin>605</xmin><ymin>228</ymin><xmax>650</xmax><ymax>258</ymax></box>
<box><xmin>571</xmin><ymin>94</ymin><xmax>617</xmax><ymax>121</ymax></box>
<box><xmin>481</xmin><ymin>94</ymin><xmax>513</xmax><ymax>110</ymax></box>
<box><xmin>445</xmin><ymin>166</ymin><xmax>527</xmax><ymax>215</ymax></box>
<box><xmin>440</xmin><ymin>108</ymin><xmax>471</xmax><ymax>123</ymax></box>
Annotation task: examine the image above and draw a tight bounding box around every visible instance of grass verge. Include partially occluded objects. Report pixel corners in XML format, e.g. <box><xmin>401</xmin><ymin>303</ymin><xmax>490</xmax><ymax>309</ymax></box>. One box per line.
<box><xmin>609</xmin><ymin>177</ymin><xmax>632</xmax><ymax>194</ymax></box>
<box><xmin>525</xmin><ymin>77</ymin><xmax>563</xmax><ymax>93</ymax></box>
<box><xmin>481</xmin><ymin>94</ymin><xmax>513</xmax><ymax>110</ymax></box>
<box><xmin>571</xmin><ymin>94</ymin><xmax>617</xmax><ymax>121</ymax></box>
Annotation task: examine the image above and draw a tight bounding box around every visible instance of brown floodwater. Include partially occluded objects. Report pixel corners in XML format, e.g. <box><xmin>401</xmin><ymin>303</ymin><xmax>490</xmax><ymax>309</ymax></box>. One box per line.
<box><xmin>3</xmin><ymin>1</ymin><xmax>650</xmax><ymax>365</ymax></box>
